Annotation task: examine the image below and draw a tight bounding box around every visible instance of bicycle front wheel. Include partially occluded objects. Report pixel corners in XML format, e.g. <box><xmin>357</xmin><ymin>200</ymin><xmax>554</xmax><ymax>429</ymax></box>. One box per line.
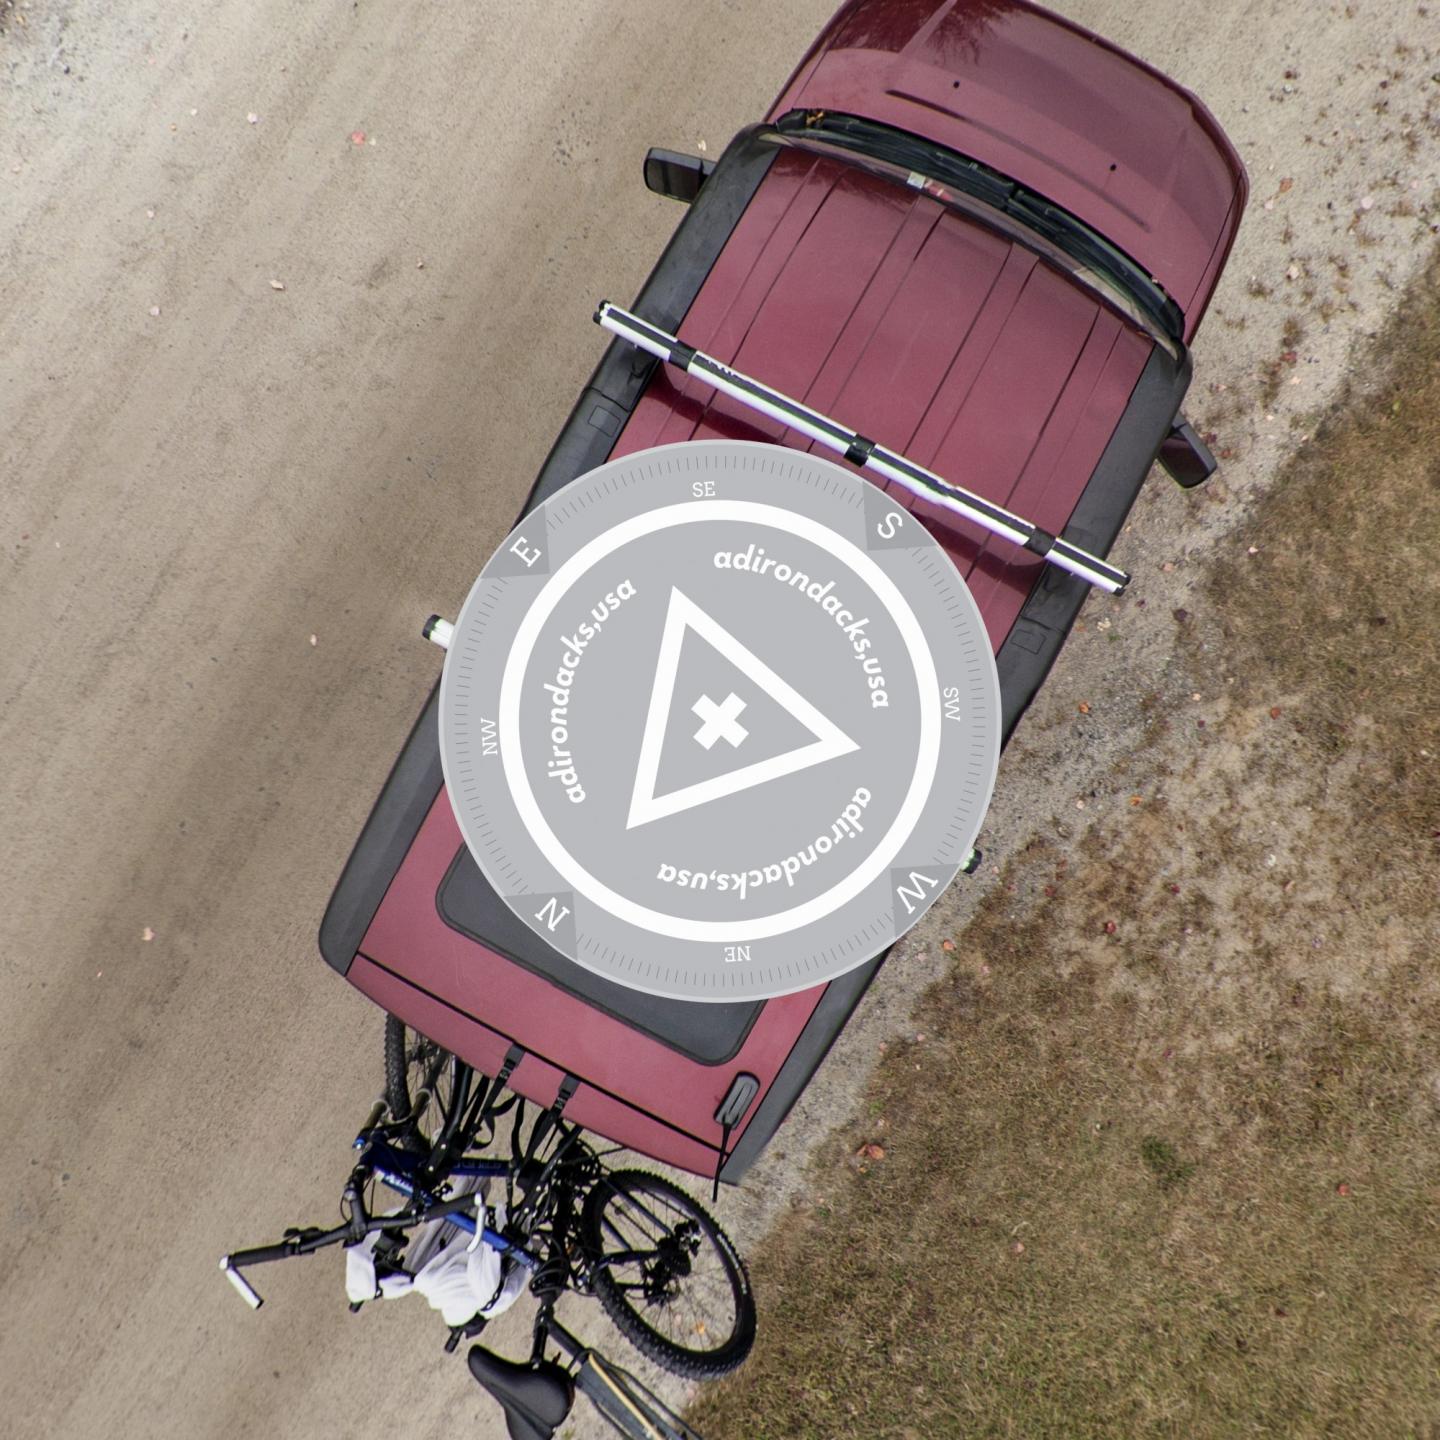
<box><xmin>581</xmin><ymin>1170</ymin><xmax>755</xmax><ymax>1379</ymax></box>
<box><xmin>383</xmin><ymin>1014</ymin><xmax>470</xmax><ymax>1155</ymax></box>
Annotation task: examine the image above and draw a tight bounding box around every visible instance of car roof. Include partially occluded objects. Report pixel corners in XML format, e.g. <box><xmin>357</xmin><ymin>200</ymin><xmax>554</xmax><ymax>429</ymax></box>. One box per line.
<box><xmin>612</xmin><ymin>146</ymin><xmax>1155</xmax><ymax>650</ymax></box>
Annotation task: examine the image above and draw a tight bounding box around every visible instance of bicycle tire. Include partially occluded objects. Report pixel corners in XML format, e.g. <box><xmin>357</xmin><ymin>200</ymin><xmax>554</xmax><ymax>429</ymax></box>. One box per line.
<box><xmin>383</xmin><ymin>1013</ymin><xmax>466</xmax><ymax>1154</ymax></box>
<box><xmin>581</xmin><ymin>1170</ymin><xmax>755</xmax><ymax>1380</ymax></box>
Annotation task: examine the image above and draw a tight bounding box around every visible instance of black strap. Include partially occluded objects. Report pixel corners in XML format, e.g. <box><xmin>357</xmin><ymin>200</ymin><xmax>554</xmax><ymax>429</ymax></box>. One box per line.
<box><xmin>551</xmin><ymin>1075</ymin><xmax>579</xmax><ymax>1118</ymax></box>
<box><xmin>712</xmin><ymin>1121</ymin><xmax>733</xmax><ymax>1204</ymax></box>
<box><xmin>477</xmin><ymin>1043</ymin><xmax>525</xmax><ymax>1126</ymax></box>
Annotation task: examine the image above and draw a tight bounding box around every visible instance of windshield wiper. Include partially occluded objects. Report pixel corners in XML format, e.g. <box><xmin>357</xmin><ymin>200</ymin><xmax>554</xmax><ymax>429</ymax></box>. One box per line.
<box><xmin>1006</xmin><ymin>191</ymin><xmax>1184</xmax><ymax>341</ymax></box>
<box><xmin>774</xmin><ymin>111</ymin><xmax>1184</xmax><ymax>347</ymax></box>
<box><xmin>776</xmin><ymin>111</ymin><xmax>1015</xmax><ymax>212</ymax></box>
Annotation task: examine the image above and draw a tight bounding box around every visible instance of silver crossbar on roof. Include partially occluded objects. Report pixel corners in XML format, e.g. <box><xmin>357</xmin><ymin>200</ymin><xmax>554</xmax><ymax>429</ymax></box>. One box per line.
<box><xmin>595</xmin><ymin>300</ymin><xmax>1130</xmax><ymax>595</ymax></box>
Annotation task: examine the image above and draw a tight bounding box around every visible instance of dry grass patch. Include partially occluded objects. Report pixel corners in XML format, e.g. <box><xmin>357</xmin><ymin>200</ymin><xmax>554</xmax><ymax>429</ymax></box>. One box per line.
<box><xmin>689</xmin><ymin>249</ymin><xmax>1440</xmax><ymax>1439</ymax></box>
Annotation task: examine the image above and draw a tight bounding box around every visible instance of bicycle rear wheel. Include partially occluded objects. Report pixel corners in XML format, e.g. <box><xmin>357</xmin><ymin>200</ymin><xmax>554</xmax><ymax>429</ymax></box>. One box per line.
<box><xmin>581</xmin><ymin>1170</ymin><xmax>755</xmax><ymax>1380</ymax></box>
<box><xmin>383</xmin><ymin>1014</ymin><xmax>469</xmax><ymax>1154</ymax></box>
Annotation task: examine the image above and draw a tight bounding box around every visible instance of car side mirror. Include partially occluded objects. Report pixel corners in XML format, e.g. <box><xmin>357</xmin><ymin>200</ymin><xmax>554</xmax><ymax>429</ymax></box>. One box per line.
<box><xmin>1158</xmin><ymin>417</ymin><xmax>1217</xmax><ymax>488</ymax></box>
<box><xmin>643</xmin><ymin>148</ymin><xmax>715</xmax><ymax>203</ymax></box>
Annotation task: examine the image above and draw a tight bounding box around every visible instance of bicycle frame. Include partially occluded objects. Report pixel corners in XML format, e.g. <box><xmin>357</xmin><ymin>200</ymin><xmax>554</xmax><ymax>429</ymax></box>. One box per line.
<box><xmin>220</xmin><ymin>1069</ymin><xmax>617</xmax><ymax>1305</ymax></box>
<box><xmin>220</xmin><ymin>1077</ymin><xmax>728</xmax><ymax>1440</ymax></box>
<box><xmin>360</xmin><ymin>1138</ymin><xmax>525</xmax><ymax>1251</ymax></box>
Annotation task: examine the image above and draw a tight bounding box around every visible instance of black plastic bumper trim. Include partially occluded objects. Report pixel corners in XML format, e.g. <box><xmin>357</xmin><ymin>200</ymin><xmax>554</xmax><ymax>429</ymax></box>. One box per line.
<box><xmin>995</xmin><ymin>344</ymin><xmax>1192</xmax><ymax>744</ymax></box>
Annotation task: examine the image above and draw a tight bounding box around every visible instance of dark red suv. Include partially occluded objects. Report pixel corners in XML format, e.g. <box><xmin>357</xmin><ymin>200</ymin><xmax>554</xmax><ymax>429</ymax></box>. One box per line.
<box><xmin>320</xmin><ymin>0</ymin><xmax>1247</xmax><ymax>1188</ymax></box>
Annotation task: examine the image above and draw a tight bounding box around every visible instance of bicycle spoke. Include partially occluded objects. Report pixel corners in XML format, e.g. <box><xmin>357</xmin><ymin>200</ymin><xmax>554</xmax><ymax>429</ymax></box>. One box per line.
<box><xmin>594</xmin><ymin>1183</ymin><xmax>740</xmax><ymax>1354</ymax></box>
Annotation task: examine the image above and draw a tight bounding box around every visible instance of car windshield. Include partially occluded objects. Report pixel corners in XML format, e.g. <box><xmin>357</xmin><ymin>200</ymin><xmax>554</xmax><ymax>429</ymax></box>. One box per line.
<box><xmin>772</xmin><ymin>111</ymin><xmax>1185</xmax><ymax>350</ymax></box>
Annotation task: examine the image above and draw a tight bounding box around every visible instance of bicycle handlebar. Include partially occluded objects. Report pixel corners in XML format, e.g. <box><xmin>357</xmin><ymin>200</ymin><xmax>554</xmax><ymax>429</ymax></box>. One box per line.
<box><xmin>219</xmin><ymin>1188</ymin><xmax>490</xmax><ymax>1309</ymax></box>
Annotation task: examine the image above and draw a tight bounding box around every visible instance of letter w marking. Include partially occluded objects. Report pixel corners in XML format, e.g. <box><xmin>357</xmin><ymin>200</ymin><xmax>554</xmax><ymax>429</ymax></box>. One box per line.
<box><xmin>895</xmin><ymin>871</ymin><xmax>938</xmax><ymax>917</ymax></box>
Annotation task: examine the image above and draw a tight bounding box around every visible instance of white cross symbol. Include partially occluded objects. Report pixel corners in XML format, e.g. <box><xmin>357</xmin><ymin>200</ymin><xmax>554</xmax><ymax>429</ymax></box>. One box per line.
<box><xmin>692</xmin><ymin>691</ymin><xmax>748</xmax><ymax>750</ymax></box>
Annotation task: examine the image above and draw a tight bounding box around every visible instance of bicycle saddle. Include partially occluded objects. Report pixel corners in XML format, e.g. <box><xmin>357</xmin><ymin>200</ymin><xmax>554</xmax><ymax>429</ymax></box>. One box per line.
<box><xmin>467</xmin><ymin>1346</ymin><xmax>574</xmax><ymax>1440</ymax></box>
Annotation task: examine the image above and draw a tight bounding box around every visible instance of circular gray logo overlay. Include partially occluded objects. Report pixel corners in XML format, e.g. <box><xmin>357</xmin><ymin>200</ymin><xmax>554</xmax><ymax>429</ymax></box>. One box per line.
<box><xmin>440</xmin><ymin>441</ymin><xmax>1000</xmax><ymax>1001</ymax></box>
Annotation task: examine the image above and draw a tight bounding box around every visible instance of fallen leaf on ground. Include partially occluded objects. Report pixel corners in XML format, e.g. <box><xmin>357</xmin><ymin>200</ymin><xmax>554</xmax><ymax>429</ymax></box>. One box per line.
<box><xmin>856</xmin><ymin>1143</ymin><xmax>886</xmax><ymax>1162</ymax></box>
<box><xmin>1270</xmin><ymin>706</ymin><xmax>1283</xmax><ymax>719</ymax></box>
<box><xmin>1279</xmin><ymin>177</ymin><xmax>1294</xmax><ymax>193</ymax></box>
<box><xmin>941</xmin><ymin>938</ymin><xmax>955</xmax><ymax>952</ymax></box>
<box><xmin>1077</xmin><ymin>701</ymin><xmax>1091</xmax><ymax>714</ymax></box>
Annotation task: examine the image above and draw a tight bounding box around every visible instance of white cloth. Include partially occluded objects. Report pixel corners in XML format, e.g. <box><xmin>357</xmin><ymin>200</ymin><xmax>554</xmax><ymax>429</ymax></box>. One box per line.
<box><xmin>344</xmin><ymin>1178</ymin><xmax>527</xmax><ymax>1325</ymax></box>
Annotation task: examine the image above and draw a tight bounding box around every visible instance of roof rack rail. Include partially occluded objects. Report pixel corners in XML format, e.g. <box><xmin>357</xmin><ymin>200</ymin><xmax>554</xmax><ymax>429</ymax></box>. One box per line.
<box><xmin>596</xmin><ymin>300</ymin><xmax>1129</xmax><ymax>595</ymax></box>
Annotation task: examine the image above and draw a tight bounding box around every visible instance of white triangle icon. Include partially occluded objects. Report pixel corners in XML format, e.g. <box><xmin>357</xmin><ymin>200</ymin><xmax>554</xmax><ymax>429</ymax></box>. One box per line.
<box><xmin>627</xmin><ymin>587</ymin><xmax>859</xmax><ymax>830</ymax></box>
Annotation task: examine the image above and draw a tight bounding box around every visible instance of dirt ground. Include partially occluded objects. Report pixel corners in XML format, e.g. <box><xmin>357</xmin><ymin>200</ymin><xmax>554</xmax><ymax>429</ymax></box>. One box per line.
<box><xmin>1</xmin><ymin>2</ymin><xmax>1436</xmax><ymax>1438</ymax></box>
<box><xmin>691</xmin><ymin>251</ymin><xmax>1440</xmax><ymax>1439</ymax></box>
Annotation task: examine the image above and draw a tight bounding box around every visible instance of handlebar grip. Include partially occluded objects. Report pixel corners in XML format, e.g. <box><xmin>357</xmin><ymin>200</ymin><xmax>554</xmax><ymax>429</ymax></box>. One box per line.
<box><xmin>219</xmin><ymin>1257</ymin><xmax>264</xmax><ymax>1309</ymax></box>
<box><xmin>225</xmin><ymin>1239</ymin><xmax>306</xmax><ymax>1266</ymax></box>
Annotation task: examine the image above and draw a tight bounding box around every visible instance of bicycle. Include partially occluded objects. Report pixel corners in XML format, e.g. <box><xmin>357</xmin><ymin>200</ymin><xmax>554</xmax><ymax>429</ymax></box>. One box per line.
<box><xmin>221</xmin><ymin>1016</ymin><xmax>756</xmax><ymax>1439</ymax></box>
